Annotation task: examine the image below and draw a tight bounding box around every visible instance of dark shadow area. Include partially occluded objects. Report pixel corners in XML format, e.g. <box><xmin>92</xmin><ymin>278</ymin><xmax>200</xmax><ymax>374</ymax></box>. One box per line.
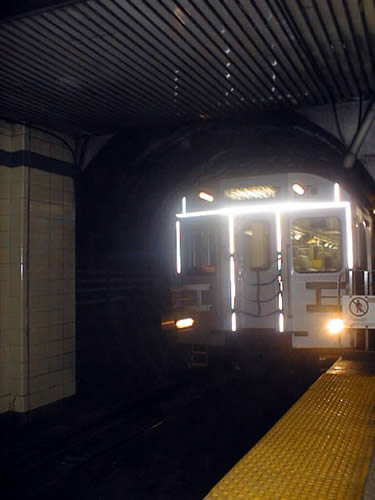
<box><xmin>2</xmin><ymin>350</ymin><xmax>322</xmax><ymax>500</ymax></box>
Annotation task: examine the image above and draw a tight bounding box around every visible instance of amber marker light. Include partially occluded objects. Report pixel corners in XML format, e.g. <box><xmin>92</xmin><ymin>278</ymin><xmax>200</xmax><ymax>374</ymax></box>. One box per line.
<box><xmin>176</xmin><ymin>318</ymin><xmax>194</xmax><ymax>329</ymax></box>
<box><xmin>161</xmin><ymin>320</ymin><xmax>175</xmax><ymax>327</ymax></box>
<box><xmin>327</xmin><ymin>318</ymin><xmax>345</xmax><ymax>334</ymax></box>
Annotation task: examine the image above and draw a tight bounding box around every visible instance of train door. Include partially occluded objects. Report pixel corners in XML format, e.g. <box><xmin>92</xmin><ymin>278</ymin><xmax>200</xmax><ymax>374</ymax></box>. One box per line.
<box><xmin>285</xmin><ymin>209</ymin><xmax>351</xmax><ymax>348</ymax></box>
<box><xmin>234</xmin><ymin>214</ymin><xmax>280</xmax><ymax>331</ymax></box>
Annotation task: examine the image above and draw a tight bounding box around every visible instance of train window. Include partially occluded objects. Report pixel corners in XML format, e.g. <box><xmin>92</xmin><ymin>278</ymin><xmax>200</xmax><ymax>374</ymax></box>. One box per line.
<box><xmin>243</xmin><ymin>221</ymin><xmax>270</xmax><ymax>270</ymax></box>
<box><xmin>355</xmin><ymin>219</ymin><xmax>367</xmax><ymax>269</ymax></box>
<box><xmin>292</xmin><ymin>216</ymin><xmax>342</xmax><ymax>273</ymax></box>
<box><xmin>182</xmin><ymin>223</ymin><xmax>216</xmax><ymax>274</ymax></box>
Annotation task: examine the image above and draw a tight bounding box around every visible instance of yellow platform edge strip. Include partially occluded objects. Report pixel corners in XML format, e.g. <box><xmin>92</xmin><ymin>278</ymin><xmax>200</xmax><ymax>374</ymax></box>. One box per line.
<box><xmin>205</xmin><ymin>372</ymin><xmax>375</xmax><ymax>500</ymax></box>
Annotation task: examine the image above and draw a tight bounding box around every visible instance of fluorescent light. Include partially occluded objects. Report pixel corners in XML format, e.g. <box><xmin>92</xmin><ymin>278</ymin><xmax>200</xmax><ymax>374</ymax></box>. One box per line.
<box><xmin>199</xmin><ymin>191</ymin><xmax>215</xmax><ymax>202</ymax></box>
<box><xmin>229</xmin><ymin>215</ymin><xmax>235</xmax><ymax>255</ymax></box>
<box><xmin>345</xmin><ymin>204</ymin><xmax>353</xmax><ymax>269</ymax></box>
<box><xmin>276</xmin><ymin>211</ymin><xmax>283</xmax><ymax>332</ymax></box>
<box><xmin>278</xmin><ymin>293</ymin><xmax>283</xmax><ymax>311</ymax></box>
<box><xmin>176</xmin><ymin>200</ymin><xmax>350</xmax><ymax>219</ymax></box>
<box><xmin>176</xmin><ymin>317</ymin><xmax>194</xmax><ymax>329</ymax></box>
<box><xmin>176</xmin><ymin>220</ymin><xmax>181</xmax><ymax>274</ymax></box>
<box><xmin>276</xmin><ymin>212</ymin><xmax>282</xmax><ymax>253</ymax></box>
<box><xmin>292</xmin><ymin>183</ymin><xmax>305</xmax><ymax>196</ymax></box>
<box><xmin>182</xmin><ymin>196</ymin><xmax>186</xmax><ymax>213</ymax></box>
<box><xmin>229</xmin><ymin>216</ymin><xmax>236</xmax><ymax>320</ymax></box>
<box><xmin>230</xmin><ymin>256</ymin><xmax>236</xmax><ymax>310</ymax></box>
<box><xmin>231</xmin><ymin>312</ymin><xmax>237</xmax><ymax>332</ymax></box>
<box><xmin>334</xmin><ymin>183</ymin><xmax>340</xmax><ymax>201</ymax></box>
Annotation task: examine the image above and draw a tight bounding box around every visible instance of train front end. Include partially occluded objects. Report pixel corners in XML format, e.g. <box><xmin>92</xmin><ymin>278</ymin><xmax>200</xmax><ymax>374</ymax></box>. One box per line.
<box><xmin>162</xmin><ymin>173</ymin><xmax>372</xmax><ymax>351</ymax></box>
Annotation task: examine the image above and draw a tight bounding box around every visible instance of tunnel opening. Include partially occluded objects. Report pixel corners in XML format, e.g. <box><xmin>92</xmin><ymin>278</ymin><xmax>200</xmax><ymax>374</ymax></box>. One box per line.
<box><xmin>76</xmin><ymin>112</ymin><xmax>374</xmax><ymax>402</ymax></box>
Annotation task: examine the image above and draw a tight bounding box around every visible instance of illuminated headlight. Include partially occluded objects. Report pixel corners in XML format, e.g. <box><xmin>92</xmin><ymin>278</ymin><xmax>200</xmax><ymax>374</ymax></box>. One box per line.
<box><xmin>292</xmin><ymin>183</ymin><xmax>305</xmax><ymax>196</ymax></box>
<box><xmin>176</xmin><ymin>317</ymin><xmax>194</xmax><ymax>329</ymax></box>
<box><xmin>199</xmin><ymin>191</ymin><xmax>215</xmax><ymax>202</ymax></box>
<box><xmin>327</xmin><ymin>318</ymin><xmax>344</xmax><ymax>334</ymax></box>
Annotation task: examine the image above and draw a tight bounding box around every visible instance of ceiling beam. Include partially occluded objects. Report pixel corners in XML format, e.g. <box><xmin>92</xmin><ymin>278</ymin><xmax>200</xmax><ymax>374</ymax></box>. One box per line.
<box><xmin>0</xmin><ymin>0</ymin><xmax>82</xmax><ymax>23</ymax></box>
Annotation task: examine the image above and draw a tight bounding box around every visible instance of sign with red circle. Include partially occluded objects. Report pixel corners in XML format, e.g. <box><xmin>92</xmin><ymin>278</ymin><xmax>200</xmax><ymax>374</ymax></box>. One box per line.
<box><xmin>343</xmin><ymin>296</ymin><xmax>375</xmax><ymax>328</ymax></box>
<box><xmin>348</xmin><ymin>297</ymin><xmax>369</xmax><ymax>317</ymax></box>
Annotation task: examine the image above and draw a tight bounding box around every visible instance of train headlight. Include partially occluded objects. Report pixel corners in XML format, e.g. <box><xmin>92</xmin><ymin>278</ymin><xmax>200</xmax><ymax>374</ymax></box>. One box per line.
<box><xmin>176</xmin><ymin>317</ymin><xmax>194</xmax><ymax>329</ymax></box>
<box><xmin>292</xmin><ymin>183</ymin><xmax>305</xmax><ymax>196</ymax></box>
<box><xmin>327</xmin><ymin>318</ymin><xmax>344</xmax><ymax>334</ymax></box>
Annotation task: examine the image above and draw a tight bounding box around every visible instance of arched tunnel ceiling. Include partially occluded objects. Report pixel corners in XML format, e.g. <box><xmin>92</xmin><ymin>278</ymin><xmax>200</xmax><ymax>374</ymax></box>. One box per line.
<box><xmin>1</xmin><ymin>0</ymin><xmax>375</xmax><ymax>136</ymax></box>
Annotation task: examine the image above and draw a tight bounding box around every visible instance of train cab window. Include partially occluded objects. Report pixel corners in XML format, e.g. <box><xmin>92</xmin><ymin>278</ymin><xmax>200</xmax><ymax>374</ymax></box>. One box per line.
<box><xmin>355</xmin><ymin>219</ymin><xmax>367</xmax><ymax>269</ymax></box>
<box><xmin>243</xmin><ymin>221</ymin><xmax>270</xmax><ymax>270</ymax></box>
<box><xmin>182</xmin><ymin>223</ymin><xmax>216</xmax><ymax>274</ymax></box>
<box><xmin>292</xmin><ymin>216</ymin><xmax>342</xmax><ymax>273</ymax></box>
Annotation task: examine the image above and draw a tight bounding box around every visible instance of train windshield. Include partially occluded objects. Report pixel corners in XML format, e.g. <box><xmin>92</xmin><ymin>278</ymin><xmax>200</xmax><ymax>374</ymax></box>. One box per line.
<box><xmin>242</xmin><ymin>220</ymin><xmax>271</xmax><ymax>270</ymax></box>
<box><xmin>355</xmin><ymin>218</ymin><xmax>367</xmax><ymax>269</ymax></box>
<box><xmin>181</xmin><ymin>219</ymin><xmax>216</xmax><ymax>274</ymax></box>
<box><xmin>292</xmin><ymin>216</ymin><xmax>342</xmax><ymax>273</ymax></box>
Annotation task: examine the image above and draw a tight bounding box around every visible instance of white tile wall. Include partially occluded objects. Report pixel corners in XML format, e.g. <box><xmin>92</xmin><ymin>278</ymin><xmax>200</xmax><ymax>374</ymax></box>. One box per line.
<box><xmin>0</xmin><ymin>121</ymin><xmax>76</xmax><ymax>413</ymax></box>
<box><xmin>27</xmin><ymin>162</ymin><xmax>75</xmax><ymax>411</ymax></box>
<box><xmin>0</xmin><ymin>161</ymin><xmax>11</xmax><ymax>409</ymax></box>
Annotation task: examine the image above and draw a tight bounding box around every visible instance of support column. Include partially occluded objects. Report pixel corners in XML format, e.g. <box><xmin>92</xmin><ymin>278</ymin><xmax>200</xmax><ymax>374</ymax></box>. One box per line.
<box><xmin>0</xmin><ymin>120</ymin><xmax>76</xmax><ymax>413</ymax></box>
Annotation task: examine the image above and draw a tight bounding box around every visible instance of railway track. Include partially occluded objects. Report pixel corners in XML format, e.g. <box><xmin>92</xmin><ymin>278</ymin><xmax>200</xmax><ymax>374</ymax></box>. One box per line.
<box><xmin>4</xmin><ymin>366</ymin><xmax>237</xmax><ymax>500</ymax></box>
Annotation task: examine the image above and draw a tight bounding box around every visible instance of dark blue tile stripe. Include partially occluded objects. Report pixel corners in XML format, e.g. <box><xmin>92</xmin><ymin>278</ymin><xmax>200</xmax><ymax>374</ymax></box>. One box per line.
<box><xmin>0</xmin><ymin>149</ymin><xmax>75</xmax><ymax>177</ymax></box>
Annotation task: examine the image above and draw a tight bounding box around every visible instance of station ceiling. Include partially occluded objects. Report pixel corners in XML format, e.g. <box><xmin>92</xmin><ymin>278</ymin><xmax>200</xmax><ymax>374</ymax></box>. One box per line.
<box><xmin>1</xmin><ymin>0</ymin><xmax>375</xmax><ymax>136</ymax></box>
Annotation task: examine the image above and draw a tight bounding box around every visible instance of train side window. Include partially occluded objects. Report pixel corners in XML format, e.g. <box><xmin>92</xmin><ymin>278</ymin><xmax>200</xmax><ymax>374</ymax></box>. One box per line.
<box><xmin>243</xmin><ymin>221</ymin><xmax>270</xmax><ymax>270</ymax></box>
<box><xmin>182</xmin><ymin>224</ymin><xmax>216</xmax><ymax>274</ymax></box>
<box><xmin>292</xmin><ymin>216</ymin><xmax>342</xmax><ymax>273</ymax></box>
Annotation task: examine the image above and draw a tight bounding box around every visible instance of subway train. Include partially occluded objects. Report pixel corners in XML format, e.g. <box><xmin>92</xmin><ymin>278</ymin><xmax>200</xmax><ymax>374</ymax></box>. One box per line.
<box><xmin>162</xmin><ymin>171</ymin><xmax>373</xmax><ymax>351</ymax></box>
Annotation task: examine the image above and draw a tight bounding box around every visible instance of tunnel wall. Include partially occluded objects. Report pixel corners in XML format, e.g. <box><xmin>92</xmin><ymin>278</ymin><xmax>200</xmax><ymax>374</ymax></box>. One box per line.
<box><xmin>77</xmin><ymin>115</ymin><xmax>375</xmax><ymax>399</ymax></box>
<box><xmin>0</xmin><ymin>120</ymin><xmax>76</xmax><ymax>413</ymax></box>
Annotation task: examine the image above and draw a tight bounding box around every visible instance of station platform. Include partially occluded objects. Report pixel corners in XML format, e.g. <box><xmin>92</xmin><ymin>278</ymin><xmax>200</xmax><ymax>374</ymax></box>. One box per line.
<box><xmin>205</xmin><ymin>352</ymin><xmax>375</xmax><ymax>499</ymax></box>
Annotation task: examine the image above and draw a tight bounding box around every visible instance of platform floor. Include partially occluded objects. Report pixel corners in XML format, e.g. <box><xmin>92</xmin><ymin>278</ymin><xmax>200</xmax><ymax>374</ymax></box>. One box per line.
<box><xmin>205</xmin><ymin>352</ymin><xmax>375</xmax><ymax>500</ymax></box>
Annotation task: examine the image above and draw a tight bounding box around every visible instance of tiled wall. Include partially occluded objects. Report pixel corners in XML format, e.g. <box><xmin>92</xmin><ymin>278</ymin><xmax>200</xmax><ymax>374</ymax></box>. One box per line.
<box><xmin>0</xmin><ymin>161</ymin><xmax>12</xmax><ymax>413</ymax></box>
<box><xmin>0</xmin><ymin>120</ymin><xmax>75</xmax><ymax>413</ymax></box>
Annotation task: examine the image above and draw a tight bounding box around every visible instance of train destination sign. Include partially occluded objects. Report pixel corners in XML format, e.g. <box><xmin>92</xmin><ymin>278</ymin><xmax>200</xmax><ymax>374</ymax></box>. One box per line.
<box><xmin>224</xmin><ymin>185</ymin><xmax>277</xmax><ymax>201</ymax></box>
<box><xmin>342</xmin><ymin>296</ymin><xmax>375</xmax><ymax>328</ymax></box>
